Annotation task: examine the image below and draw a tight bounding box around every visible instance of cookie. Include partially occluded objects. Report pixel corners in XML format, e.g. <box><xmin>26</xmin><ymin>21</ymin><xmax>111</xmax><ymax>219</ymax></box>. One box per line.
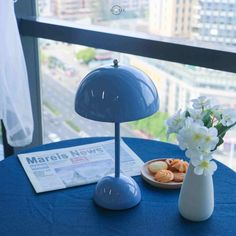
<box><xmin>154</xmin><ymin>169</ymin><xmax>174</xmax><ymax>183</ymax></box>
<box><xmin>165</xmin><ymin>158</ymin><xmax>176</xmax><ymax>171</ymax></box>
<box><xmin>165</xmin><ymin>158</ymin><xmax>173</xmax><ymax>167</ymax></box>
<box><xmin>173</xmin><ymin>172</ymin><xmax>185</xmax><ymax>182</ymax></box>
<box><xmin>170</xmin><ymin>160</ymin><xmax>188</xmax><ymax>173</ymax></box>
<box><xmin>170</xmin><ymin>159</ymin><xmax>181</xmax><ymax>166</ymax></box>
<box><xmin>148</xmin><ymin>161</ymin><xmax>168</xmax><ymax>174</ymax></box>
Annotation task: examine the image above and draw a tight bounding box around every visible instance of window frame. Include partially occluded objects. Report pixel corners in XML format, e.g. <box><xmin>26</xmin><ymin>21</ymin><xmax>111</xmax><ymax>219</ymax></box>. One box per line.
<box><xmin>19</xmin><ymin>17</ymin><xmax>236</xmax><ymax>74</ymax></box>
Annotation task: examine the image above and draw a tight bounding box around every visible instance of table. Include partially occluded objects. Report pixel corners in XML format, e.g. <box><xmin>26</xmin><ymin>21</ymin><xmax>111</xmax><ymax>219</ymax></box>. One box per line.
<box><xmin>0</xmin><ymin>137</ymin><xmax>236</xmax><ymax>236</ymax></box>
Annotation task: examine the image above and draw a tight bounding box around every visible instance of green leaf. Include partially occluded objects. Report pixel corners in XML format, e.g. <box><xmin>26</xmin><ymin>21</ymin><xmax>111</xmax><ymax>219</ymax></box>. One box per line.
<box><xmin>202</xmin><ymin>110</ymin><xmax>212</xmax><ymax>128</ymax></box>
<box><xmin>214</xmin><ymin>122</ymin><xmax>236</xmax><ymax>149</ymax></box>
<box><xmin>214</xmin><ymin>136</ymin><xmax>224</xmax><ymax>150</ymax></box>
<box><xmin>185</xmin><ymin>111</ymin><xmax>190</xmax><ymax>118</ymax></box>
<box><xmin>216</xmin><ymin>122</ymin><xmax>235</xmax><ymax>138</ymax></box>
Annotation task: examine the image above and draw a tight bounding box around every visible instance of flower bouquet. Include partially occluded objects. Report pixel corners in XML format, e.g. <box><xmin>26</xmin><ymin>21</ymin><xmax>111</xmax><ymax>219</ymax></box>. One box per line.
<box><xmin>166</xmin><ymin>96</ymin><xmax>236</xmax><ymax>221</ymax></box>
<box><xmin>166</xmin><ymin>96</ymin><xmax>236</xmax><ymax>175</ymax></box>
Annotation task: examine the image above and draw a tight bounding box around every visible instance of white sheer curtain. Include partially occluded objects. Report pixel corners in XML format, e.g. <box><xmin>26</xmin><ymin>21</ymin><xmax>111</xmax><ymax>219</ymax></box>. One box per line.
<box><xmin>0</xmin><ymin>0</ymin><xmax>34</xmax><ymax>147</ymax></box>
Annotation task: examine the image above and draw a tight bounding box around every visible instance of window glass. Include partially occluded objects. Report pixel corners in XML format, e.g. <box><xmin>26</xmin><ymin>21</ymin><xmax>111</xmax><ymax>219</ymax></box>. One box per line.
<box><xmin>37</xmin><ymin>0</ymin><xmax>236</xmax><ymax>49</ymax></box>
<box><xmin>39</xmin><ymin>39</ymin><xmax>236</xmax><ymax>171</ymax></box>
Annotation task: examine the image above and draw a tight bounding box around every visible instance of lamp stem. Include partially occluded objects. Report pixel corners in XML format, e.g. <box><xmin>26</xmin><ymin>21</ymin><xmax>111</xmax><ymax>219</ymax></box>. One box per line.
<box><xmin>115</xmin><ymin>122</ymin><xmax>120</xmax><ymax>178</ymax></box>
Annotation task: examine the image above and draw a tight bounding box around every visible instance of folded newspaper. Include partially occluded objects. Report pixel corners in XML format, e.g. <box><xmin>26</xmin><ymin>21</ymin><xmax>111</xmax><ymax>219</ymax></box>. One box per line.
<box><xmin>18</xmin><ymin>139</ymin><xmax>144</xmax><ymax>193</ymax></box>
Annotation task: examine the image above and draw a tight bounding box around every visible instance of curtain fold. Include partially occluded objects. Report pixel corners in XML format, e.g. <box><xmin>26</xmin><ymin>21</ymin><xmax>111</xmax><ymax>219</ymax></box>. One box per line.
<box><xmin>0</xmin><ymin>0</ymin><xmax>34</xmax><ymax>147</ymax></box>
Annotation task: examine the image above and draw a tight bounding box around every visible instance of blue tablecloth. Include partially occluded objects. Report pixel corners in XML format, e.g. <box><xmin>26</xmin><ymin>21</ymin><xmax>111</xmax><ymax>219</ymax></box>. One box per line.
<box><xmin>0</xmin><ymin>137</ymin><xmax>236</xmax><ymax>236</ymax></box>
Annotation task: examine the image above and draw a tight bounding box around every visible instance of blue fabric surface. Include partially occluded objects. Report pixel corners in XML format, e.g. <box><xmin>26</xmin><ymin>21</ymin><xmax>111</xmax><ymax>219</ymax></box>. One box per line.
<box><xmin>0</xmin><ymin>137</ymin><xmax>236</xmax><ymax>236</ymax></box>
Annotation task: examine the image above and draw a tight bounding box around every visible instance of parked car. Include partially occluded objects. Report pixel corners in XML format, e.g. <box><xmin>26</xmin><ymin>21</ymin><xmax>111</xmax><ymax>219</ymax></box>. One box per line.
<box><xmin>48</xmin><ymin>133</ymin><xmax>61</xmax><ymax>142</ymax></box>
<box><xmin>64</xmin><ymin>65</ymin><xmax>76</xmax><ymax>77</ymax></box>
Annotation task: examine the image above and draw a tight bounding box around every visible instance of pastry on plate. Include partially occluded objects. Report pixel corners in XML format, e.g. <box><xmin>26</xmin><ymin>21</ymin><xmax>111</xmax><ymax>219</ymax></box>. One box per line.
<box><xmin>165</xmin><ymin>158</ymin><xmax>176</xmax><ymax>171</ymax></box>
<box><xmin>170</xmin><ymin>159</ymin><xmax>188</xmax><ymax>173</ymax></box>
<box><xmin>154</xmin><ymin>169</ymin><xmax>174</xmax><ymax>183</ymax></box>
<box><xmin>165</xmin><ymin>158</ymin><xmax>173</xmax><ymax>167</ymax></box>
<box><xmin>173</xmin><ymin>172</ymin><xmax>185</xmax><ymax>182</ymax></box>
<box><xmin>148</xmin><ymin>161</ymin><xmax>168</xmax><ymax>174</ymax></box>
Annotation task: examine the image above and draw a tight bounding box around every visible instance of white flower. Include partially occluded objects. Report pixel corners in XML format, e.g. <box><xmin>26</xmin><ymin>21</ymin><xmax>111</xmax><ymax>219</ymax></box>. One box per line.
<box><xmin>185</xmin><ymin>148</ymin><xmax>212</xmax><ymax>160</ymax></box>
<box><xmin>166</xmin><ymin>109</ymin><xmax>186</xmax><ymax>137</ymax></box>
<box><xmin>201</xmin><ymin>127</ymin><xmax>219</xmax><ymax>151</ymax></box>
<box><xmin>211</xmin><ymin>105</ymin><xmax>223</xmax><ymax>120</ymax></box>
<box><xmin>188</xmin><ymin>108</ymin><xmax>204</xmax><ymax>124</ymax></box>
<box><xmin>191</xmin><ymin>96</ymin><xmax>211</xmax><ymax>110</ymax></box>
<box><xmin>221</xmin><ymin>109</ymin><xmax>236</xmax><ymax>127</ymax></box>
<box><xmin>191</xmin><ymin>158</ymin><xmax>217</xmax><ymax>176</ymax></box>
<box><xmin>176</xmin><ymin>117</ymin><xmax>196</xmax><ymax>150</ymax></box>
<box><xmin>165</xmin><ymin>96</ymin><xmax>236</xmax><ymax>177</ymax></box>
<box><xmin>177</xmin><ymin>120</ymin><xmax>218</xmax><ymax>157</ymax></box>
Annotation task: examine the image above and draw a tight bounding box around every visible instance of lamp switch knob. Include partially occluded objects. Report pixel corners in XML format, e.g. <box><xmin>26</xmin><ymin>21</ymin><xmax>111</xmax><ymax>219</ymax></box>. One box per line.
<box><xmin>113</xmin><ymin>59</ymin><xmax>119</xmax><ymax>67</ymax></box>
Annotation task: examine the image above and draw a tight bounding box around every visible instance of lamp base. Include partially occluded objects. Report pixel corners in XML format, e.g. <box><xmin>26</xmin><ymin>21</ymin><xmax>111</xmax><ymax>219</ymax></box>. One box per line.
<box><xmin>94</xmin><ymin>174</ymin><xmax>141</xmax><ymax>210</ymax></box>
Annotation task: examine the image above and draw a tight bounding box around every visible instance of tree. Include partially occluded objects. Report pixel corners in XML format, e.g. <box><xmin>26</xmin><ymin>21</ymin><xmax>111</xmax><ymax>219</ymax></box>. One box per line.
<box><xmin>129</xmin><ymin>112</ymin><xmax>176</xmax><ymax>142</ymax></box>
<box><xmin>39</xmin><ymin>49</ymin><xmax>47</xmax><ymax>64</ymax></box>
<box><xmin>76</xmin><ymin>48</ymin><xmax>95</xmax><ymax>64</ymax></box>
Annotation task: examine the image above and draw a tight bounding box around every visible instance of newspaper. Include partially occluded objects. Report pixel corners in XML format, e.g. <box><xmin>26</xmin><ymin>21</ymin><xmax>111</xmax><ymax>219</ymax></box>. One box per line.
<box><xmin>18</xmin><ymin>139</ymin><xmax>144</xmax><ymax>193</ymax></box>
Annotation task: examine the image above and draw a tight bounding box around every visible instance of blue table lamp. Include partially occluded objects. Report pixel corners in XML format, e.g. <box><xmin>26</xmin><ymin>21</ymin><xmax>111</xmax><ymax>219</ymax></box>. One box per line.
<box><xmin>75</xmin><ymin>59</ymin><xmax>159</xmax><ymax>210</ymax></box>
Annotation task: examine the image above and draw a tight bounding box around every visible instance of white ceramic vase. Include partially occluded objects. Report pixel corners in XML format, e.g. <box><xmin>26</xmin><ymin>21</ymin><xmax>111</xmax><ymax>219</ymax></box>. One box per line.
<box><xmin>178</xmin><ymin>163</ymin><xmax>214</xmax><ymax>221</ymax></box>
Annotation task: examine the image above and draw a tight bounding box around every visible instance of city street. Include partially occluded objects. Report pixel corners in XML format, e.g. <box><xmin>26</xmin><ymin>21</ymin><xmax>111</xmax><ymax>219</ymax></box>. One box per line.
<box><xmin>43</xmin><ymin>107</ymin><xmax>79</xmax><ymax>143</ymax></box>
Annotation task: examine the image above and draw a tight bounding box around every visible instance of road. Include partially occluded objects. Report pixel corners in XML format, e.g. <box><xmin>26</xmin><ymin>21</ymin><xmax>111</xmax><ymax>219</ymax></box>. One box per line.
<box><xmin>42</xmin><ymin>73</ymin><xmax>138</xmax><ymax>143</ymax></box>
<box><xmin>43</xmin><ymin>107</ymin><xmax>79</xmax><ymax>143</ymax></box>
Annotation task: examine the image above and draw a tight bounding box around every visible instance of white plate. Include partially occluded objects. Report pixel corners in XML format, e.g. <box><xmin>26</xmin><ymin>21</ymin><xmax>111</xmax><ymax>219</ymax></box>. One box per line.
<box><xmin>141</xmin><ymin>158</ymin><xmax>183</xmax><ymax>189</ymax></box>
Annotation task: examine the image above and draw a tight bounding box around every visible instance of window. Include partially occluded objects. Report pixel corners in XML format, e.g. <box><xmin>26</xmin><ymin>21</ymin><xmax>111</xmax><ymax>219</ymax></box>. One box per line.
<box><xmin>39</xmin><ymin>39</ymin><xmax>236</xmax><ymax>170</ymax></box>
<box><xmin>11</xmin><ymin>0</ymin><xmax>236</xmax><ymax>167</ymax></box>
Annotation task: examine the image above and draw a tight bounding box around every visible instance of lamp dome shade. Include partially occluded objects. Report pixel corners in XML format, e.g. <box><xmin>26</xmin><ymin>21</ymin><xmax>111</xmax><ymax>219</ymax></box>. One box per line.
<box><xmin>75</xmin><ymin>61</ymin><xmax>159</xmax><ymax>123</ymax></box>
